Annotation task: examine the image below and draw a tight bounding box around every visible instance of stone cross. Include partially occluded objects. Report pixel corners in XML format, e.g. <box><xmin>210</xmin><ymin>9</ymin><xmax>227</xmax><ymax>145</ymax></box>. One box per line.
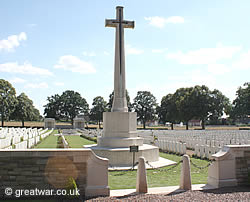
<box><xmin>105</xmin><ymin>6</ymin><xmax>134</xmax><ymax>112</ymax></box>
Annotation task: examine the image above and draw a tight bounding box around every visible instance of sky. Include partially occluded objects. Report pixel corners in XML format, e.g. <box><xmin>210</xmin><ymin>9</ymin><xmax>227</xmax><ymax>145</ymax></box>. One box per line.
<box><xmin>1</xmin><ymin>0</ymin><xmax>250</xmax><ymax>115</ymax></box>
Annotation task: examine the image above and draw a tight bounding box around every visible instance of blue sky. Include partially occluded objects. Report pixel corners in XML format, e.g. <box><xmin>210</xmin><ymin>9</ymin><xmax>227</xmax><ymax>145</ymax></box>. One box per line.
<box><xmin>1</xmin><ymin>0</ymin><xmax>250</xmax><ymax>114</ymax></box>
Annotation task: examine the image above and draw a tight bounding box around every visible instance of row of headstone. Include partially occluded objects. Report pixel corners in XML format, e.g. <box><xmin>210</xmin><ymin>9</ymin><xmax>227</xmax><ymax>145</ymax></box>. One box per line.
<box><xmin>138</xmin><ymin>130</ymin><xmax>250</xmax><ymax>149</ymax></box>
<box><xmin>156</xmin><ymin>140</ymin><xmax>187</xmax><ymax>155</ymax></box>
<box><xmin>0</xmin><ymin>128</ymin><xmax>53</xmax><ymax>149</ymax></box>
<box><xmin>78</xmin><ymin>129</ymin><xmax>102</xmax><ymax>138</ymax></box>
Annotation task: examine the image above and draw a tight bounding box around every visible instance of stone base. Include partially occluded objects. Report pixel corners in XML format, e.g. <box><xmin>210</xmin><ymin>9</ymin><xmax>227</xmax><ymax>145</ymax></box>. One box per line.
<box><xmin>207</xmin><ymin>177</ymin><xmax>237</xmax><ymax>188</ymax></box>
<box><xmin>99</xmin><ymin>112</ymin><xmax>143</xmax><ymax>148</ymax></box>
<box><xmin>98</xmin><ymin>137</ymin><xmax>144</xmax><ymax>148</ymax></box>
<box><xmin>86</xmin><ymin>144</ymin><xmax>159</xmax><ymax>167</ymax></box>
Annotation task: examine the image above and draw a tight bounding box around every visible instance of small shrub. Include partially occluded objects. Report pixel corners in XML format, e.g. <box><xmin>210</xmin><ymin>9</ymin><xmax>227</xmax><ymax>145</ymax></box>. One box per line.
<box><xmin>57</xmin><ymin>136</ymin><xmax>64</xmax><ymax>148</ymax></box>
<box><xmin>80</xmin><ymin>134</ymin><xmax>97</xmax><ymax>143</ymax></box>
<box><xmin>65</xmin><ymin>177</ymin><xmax>79</xmax><ymax>198</ymax></box>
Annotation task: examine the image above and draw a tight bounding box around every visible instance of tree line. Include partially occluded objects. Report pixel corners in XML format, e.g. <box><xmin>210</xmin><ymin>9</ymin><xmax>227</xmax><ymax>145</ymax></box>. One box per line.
<box><xmin>1</xmin><ymin>78</ymin><xmax>249</xmax><ymax>129</ymax></box>
<box><xmin>0</xmin><ymin>79</ymin><xmax>41</xmax><ymax>127</ymax></box>
<box><xmin>43</xmin><ymin>83</ymin><xmax>250</xmax><ymax>130</ymax></box>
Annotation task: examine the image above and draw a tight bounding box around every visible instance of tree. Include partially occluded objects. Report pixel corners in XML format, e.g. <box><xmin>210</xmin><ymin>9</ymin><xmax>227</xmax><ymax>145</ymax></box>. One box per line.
<box><xmin>232</xmin><ymin>82</ymin><xmax>250</xmax><ymax>119</ymax></box>
<box><xmin>174</xmin><ymin>87</ymin><xmax>195</xmax><ymax>130</ymax></box>
<box><xmin>43</xmin><ymin>94</ymin><xmax>62</xmax><ymax>120</ymax></box>
<box><xmin>90</xmin><ymin>96</ymin><xmax>107</xmax><ymax>128</ymax></box>
<box><xmin>208</xmin><ymin>89</ymin><xmax>231</xmax><ymax>125</ymax></box>
<box><xmin>0</xmin><ymin>79</ymin><xmax>17</xmax><ymax>126</ymax></box>
<box><xmin>158</xmin><ymin>94</ymin><xmax>179</xmax><ymax>130</ymax></box>
<box><xmin>11</xmin><ymin>93</ymin><xmax>41</xmax><ymax>127</ymax></box>
<box><xmin>191</xmin><ymin>85</ymin><xmax>212</xmax><ymax>129</ymax></box>
<box><xmin>107</xmin><ymin>90</ymin><xmax>132</xmax><ymax>112</ymax></box>
<box><xmin>133</xmin><ymin>91</ymin><xmax>157</xmax><ymax>129</ymax></box>
<box><xmin>60</xmin><ymin>90</ymin><xmax>89</xmax><ymax>125</ymax></box>
<box><xmin>172</xmin><ymin>85</ymin><xmax>231</xmax><ymax>130</ymax></box>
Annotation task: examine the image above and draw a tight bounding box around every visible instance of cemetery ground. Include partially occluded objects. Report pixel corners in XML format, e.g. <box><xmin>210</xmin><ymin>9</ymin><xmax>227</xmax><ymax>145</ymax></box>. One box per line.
<box><xmin>51</xmin><ymin>134</ymin><xmax>209</xmax><ymax>189</ymax></box>
<box><xmin>1</xmin><ymin>121</ymin><xmax>250</xmax><ymax>130</ymax></box>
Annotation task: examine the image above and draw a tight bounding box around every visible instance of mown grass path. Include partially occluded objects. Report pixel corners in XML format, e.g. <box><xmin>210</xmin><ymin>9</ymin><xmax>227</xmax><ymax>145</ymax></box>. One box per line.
<box><xmin>34</xmin><ymin>130</ymin><xmax>58</xmax><ymax>149</ymax></box>
<box><xmin>65</xmin><ymin>135</ymin><xmax>95</xmax><ymax>148</ymax></box>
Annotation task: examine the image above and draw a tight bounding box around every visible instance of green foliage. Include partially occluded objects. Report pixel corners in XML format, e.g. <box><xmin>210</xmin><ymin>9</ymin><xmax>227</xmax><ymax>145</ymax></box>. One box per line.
<box><xmin>57</xmin><ymin>136</ymin><xmax>64</xmax><ymax>148</ymax></box>
<box><xmin>44</xmin><ymin>90</ymin><xmax>89</xmax><ymax>125</ymax></box>
<box><xmin>133</xmin><ymin>91</ymin><xmax>158</xmax><ymax>129</ymax></box>
<box><xmin>65</xmin><ymin>177</ymin><xmax>79</xmax><ymax>197</ymax></box>
<box><xmin>0</xmin><ymin>79</ymin><xmax>17</xmax><ymax>126</ymax></box>
<box><xmin>158</xmin><ymin>94</ymin><xmax>179</xmax><ymax>129</ymax></box>
<box><xmin>107</xmin><ymin>90</ymin><xmax>133</xmax><ymax>112</ymax></box>
<box><xmin>10</xmin><ymin>92</ymin><xmax>41</xmax><ymax>127</ymax></box>
<box><xmin>158</xmin><ymin>85</ymin><xmax>231</xmax><ymax>130</ymax></box>
<box><xmin>90</xmin><ymin>96</ymin><xmax>107</xmax><ymax>128</ymax></box>
<box><xmin>44</xmin><ymin>94</ymin><xmax>62</xmax><ymax>120</ymax></box>
<box><xmin>232</xmin><ymin>82</ymin><xmax>250</xmax><ymax>119</ymax></box>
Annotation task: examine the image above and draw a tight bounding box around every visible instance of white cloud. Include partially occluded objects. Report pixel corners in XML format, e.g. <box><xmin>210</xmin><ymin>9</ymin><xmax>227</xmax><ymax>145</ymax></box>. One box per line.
<box><xmin>126</xmin><ymin>44</ymin><xmax>144</xmax><ymax>55</ymax></box>
<box><xmin>0</xmin><ymin>32</ymin><xmax>27</xmax><ymax>52</ymax></box>
<box><xmin>10</xmin><ymin>77</ymin><xmax>26</xmax><ymax>84</ymax></box>
<box><xmin>207</xmin><ymin>63</ymin><xmax>230</xmax><ymax>75</ymax></box>
<box><xmin>83</xmin><ymin>51</ymin><xmax>96</xmax><ymax>57</ymax></box>
<box><xmin>54</xmin><ymin>55</ymin><xmax>96</xmax><ymax>74</ymax></box>
<box><xmin>54</xmin><ymin>82</ymin><xmax>64</xmax><ymax>86</ymax></box>
<box><xmin>25</xmin><ymin>82</ymin><xmax>48</xmax><ymax>89</ymax></box>
<box><xmin>232</xmin><ymin>50</ymin><xmax>250</xmax><ymax>70</ymax></box>
<box><xmin>166</xmin><ymin>43</ymin><xmax>242</xmax><ymax>65</ymax></box>
<box><xmin>145</xmin><ymin>16</ymin><xmax>184</xmax><ymax>28</ymax></box>
<box><xmin>152</xmin><ymin>48</ymin><xmax>168</xmax><ymax>53</ymax></box>
<box><xmin>0</xmin><ymin>62</ymin><xmax>53</xmax><ymax>76</ymax></box>
<box><xmin>104</xmin><ymin>51</ymin><xmax>110</xmax><ymax>56</ymax></box>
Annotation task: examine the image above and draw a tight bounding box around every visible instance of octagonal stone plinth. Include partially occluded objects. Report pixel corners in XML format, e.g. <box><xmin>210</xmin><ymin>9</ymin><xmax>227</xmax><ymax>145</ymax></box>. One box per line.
<box><xmin>98</xmin><ymin>112</ymin><xmax>143</xmax><ymax>148</ymax></box>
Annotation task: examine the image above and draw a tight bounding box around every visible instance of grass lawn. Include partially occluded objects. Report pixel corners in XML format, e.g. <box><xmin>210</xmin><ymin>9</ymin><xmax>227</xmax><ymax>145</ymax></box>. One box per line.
<box><xmin>34</xmin><ymin>130</ymin><xmax>58</xmax><ymax>149</ymax></box>
<box><xmin>109</xmin><ymin>152</ymin><xmax>209</xmax><ymax>190</ymax></box>
<box><xmin>65</xmin><ymin>135</ymin><xmax>96</xmax><ymax>148</ymax></box>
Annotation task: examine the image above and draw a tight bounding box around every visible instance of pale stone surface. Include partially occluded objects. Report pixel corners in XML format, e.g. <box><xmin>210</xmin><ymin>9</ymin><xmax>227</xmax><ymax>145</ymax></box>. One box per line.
<box><xmin>44</xmin><ymin>118</ymin><xmax>55</xmax><ymax>129</ymax></box>
<box><xmin>136</xmin><ymin>157</ymin><xmax>148</xmax><ymax>193</ymax></box>
<box><xmin>180</xmin><ymin>154</ymin><xmax>192</xmax><ymax>190</ymax></box>
<box><xmin>105</xmin><ymin>6</ymin><xmax>134</xmax><ymax>112</ymax></box>
<box><xmin>73</xmin><ymin>117</ymin><xmax>85</xmax><ymax>129</ymax></box>
<box><xmin>98</xmin><ymin>112</ymin><xmax>143</xmax><ymax>148</ymax></box>
<box><xmin>89</xmin><ymin>144</ymin><xmax>159</xmax><ymax>167</ymax></box>
<box><xmin>87</xmin><ymin>6</ymin><xmax>162</xmax><ymax>168</ymax></box>
<box><xmin>207</xmin><ymin>145</ymin><xmax>245</xmax><ymax>188</ymax></box>
<box><xmin>0</xmin><ymin>148</ymin><xmax>110</xmax><ymax>199</ymax></box>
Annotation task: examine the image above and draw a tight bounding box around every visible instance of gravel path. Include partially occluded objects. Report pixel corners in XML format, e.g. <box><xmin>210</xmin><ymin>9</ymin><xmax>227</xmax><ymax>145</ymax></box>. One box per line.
<box><xmin>87</xmin><ymin>187</ymin><xmax>250</xmax><ymax>202</ymax></box>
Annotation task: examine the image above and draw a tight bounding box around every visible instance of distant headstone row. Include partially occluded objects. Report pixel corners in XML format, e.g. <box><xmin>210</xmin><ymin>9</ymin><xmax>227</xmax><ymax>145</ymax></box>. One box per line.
<box><xmin>0</xmin><ymin>127</ymin><xmax>53</xmax><ymax>149</ymax></box>
<box><xmin>138</xmin><ymin>130</ymin><xmax>250</xmax><ymax>159</ymax></box>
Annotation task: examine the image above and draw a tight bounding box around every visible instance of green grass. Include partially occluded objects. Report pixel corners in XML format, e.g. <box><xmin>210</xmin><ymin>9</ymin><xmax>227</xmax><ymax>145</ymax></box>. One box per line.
<box><xmin>109</xmin><ymin>152</ymin><xmax>209</xmax><ymax>190</ymax></box>
<box><xmin>65</xmin><ymin>135</ymin><xmax>96</xmax><ymax>148</ymax></box>
<box><xmin>34</xmin><ymin>130</ymin><xmax>58</xmax><ymax>148</ymax></box>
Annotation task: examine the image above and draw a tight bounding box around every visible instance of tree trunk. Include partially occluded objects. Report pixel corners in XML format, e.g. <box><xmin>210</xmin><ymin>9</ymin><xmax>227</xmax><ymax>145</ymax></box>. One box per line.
<box><xmin>186</xmin><ymin>121</ymin><xmax>189</xmax><ymax>130</ymax></box>
<box><xmin>1</xmin><ymin>113</ymin><xmax>4</xmax><ymax>127</ymax></box>
<box><xmin>171</xmin><ymin>123</ymin><xmax>174</xmax><ymax>130</ymax></box>
<box><xmin>143</xmin><ymin>120</ymin><xmax>146</xmax><ymax>129</ymax></box>
<box><xmin>98</xmin><ymin>120</ymin><xmax>101</xmax><ymax>129</ymax></box>
<box><xmin>201</xmin><ymin>119</ymin><xmax>205</xmax><ymax>130</ymax></box>
<box><xmin>71</xmin><ymin>118</ymin><xmax>73</xmax><ymax>126</ymax></box>
<box><xmin>22</xmin><ymin>120</ymin><xmax>24</xmax><ymax>127</ymax></box>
